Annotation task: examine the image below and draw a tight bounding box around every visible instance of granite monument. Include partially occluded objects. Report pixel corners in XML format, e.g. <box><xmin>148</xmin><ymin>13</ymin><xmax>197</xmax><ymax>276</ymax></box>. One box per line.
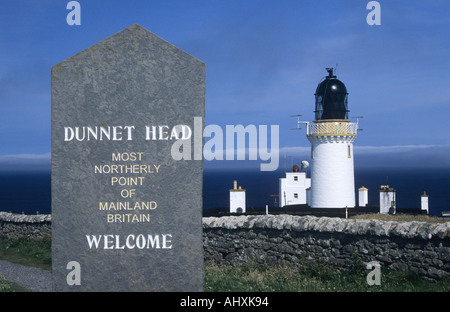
<box><xmin>51</xmin><ymin>24</ymin><xmax>205</xmax><ymax>291</ymax></box>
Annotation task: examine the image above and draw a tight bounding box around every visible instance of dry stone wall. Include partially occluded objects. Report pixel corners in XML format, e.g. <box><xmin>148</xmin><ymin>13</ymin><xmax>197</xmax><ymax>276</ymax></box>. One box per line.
<box><xmin>1</xmin><ymin>212</ymin><xmax>449</xmax><ymax>281</ymax></box>
<box><xmin>0</xmin><ymin>212</ymin><xmax>51</xmax><ymax>240</ymax></box>
<box><xmin>203</xmin><ymin>214</ymin><xmax>450</xmax><ymax>281</ymax></box>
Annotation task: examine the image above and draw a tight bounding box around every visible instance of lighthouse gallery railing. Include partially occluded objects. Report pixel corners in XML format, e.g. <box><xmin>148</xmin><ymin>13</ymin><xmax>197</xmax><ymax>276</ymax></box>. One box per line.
<box><xmin>307</xmin><ymin>121</ymin><xmax>358</xmax><ymax>136</ymax></box>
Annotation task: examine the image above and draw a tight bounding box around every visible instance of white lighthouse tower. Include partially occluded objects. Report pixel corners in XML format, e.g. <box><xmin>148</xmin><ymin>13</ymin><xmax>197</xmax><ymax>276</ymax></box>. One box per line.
<box><xmin>306</xmin><ymin>68</ymin><xmax>358</xmax><ymax>209</ymax></box>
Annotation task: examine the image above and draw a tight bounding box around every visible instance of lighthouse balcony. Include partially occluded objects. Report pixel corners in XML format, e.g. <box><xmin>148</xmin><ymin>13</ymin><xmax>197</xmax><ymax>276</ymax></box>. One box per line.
<box><xmin>307</xmin><ymin>120</ymin><xmax>358</xmax><ymax>137</ymax></box>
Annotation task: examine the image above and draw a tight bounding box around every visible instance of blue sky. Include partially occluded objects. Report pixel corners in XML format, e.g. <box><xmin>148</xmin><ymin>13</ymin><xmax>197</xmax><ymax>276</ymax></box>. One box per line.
<box><xmin>1</xmin><ymin>0</ymin><xmax>450</xmax><ymax>170</ymax></box>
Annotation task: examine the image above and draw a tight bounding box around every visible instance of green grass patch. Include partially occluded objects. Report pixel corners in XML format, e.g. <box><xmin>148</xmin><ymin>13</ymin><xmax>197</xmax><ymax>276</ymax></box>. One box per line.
<box><xmin>0</xmin><ymin>236</ymin><xmax>51</xmax><ymax>271</ymax></box>
<box><xmin>0</xmin><ymin>274</ymin><xmax>29</xmax><ymax>292</ymax></box>
<box><xmin>204</xmin><ymin>261</ymin><xmax>450</xmax><ymax>292</ymax></box>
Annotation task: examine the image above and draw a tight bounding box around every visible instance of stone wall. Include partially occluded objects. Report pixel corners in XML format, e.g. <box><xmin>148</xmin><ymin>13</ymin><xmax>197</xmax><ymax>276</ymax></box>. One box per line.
<box><xmin>203</xmin><ymin>214</ymin><xmax>450</xmax><ymax>281</ymax></box>
<box><xmin>0</xmin><ymin>212</ymin><xmax>51</xmax><ymax>240</ymax></box>
<box><xmin>1</xmin><ymin>212</ymin><xmax>449</xmax><ymax>281</ymax></box>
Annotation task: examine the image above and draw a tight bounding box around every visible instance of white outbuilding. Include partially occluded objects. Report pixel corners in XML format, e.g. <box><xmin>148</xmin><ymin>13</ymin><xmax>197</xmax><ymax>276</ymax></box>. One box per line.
<box><xmin>229</xmin><ymin>180</ymin><xmax>246</xmax><ymax>213</ymax></box>
<box><xmin>421</xmin><ymin>190</ymin><xmax>429</xmax><ymax>214</ymax></box>
<box><xmin>358</xmin><ymin>186</ymin><xmax>369</xmax><ymax>207</ymax></box>
<box><xmin>279</xmin><ymin>164</ymin><xmax>311</xmax><ymax>207</ymax></box>
<box><xmin>379</xmin><ymin>185</ymin><xmax>396</xmax><ymax>214</ymax></box>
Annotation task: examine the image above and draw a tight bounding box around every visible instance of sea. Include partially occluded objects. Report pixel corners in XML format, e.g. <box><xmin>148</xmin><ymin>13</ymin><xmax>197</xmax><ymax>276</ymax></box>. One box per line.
<box><xmin>204</xmin><ymin>167</ymin><xmax>450</xmax><ymax>217</ymax></box>
<box><xmin>0</xmin><ymin>167</ymin><xmax>449</xmax><ymax>216</ymax></box>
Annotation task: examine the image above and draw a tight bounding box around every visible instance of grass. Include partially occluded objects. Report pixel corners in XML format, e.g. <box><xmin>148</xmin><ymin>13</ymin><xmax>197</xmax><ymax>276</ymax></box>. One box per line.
<box><xmin>204</xmin><ymin>261</ymin><xmax>450</xmax><ymax>292</ymax></box>
<box><xmin>0</xmin><ymin>236</ymin><xmax>52</xmax><ymax>271</ymax></box>
<box><xmin>0</xmin><ymin>236</ymin><xmax>51</xmax><ymax>292</ymax></box>
<box><xmin>0</xmin><ymin>274</ymin><xmax>29</xmax><ymax>292</ymax></box>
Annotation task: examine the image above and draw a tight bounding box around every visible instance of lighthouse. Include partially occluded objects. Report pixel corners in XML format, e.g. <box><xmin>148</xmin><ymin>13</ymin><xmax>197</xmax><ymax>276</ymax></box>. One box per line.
<box><xmin>306</xmin><ymin>68</ymin><xmax>358</xmax><ymax>209</ymax></box>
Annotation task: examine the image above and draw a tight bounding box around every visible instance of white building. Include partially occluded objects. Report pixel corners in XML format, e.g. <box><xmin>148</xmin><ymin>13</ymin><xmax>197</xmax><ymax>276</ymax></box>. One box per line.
<box><xmin>380</xmin><ymin>185</ymin><xmax>396</xmax><ymax>214</ymax></box>
<box><xmin>279</xmin><ymin>165</ymin><xmax>311</xmax><ymax>207</ymax></box>
<box><xmin>229</xmin><ymin>180</ymin><xmax>246</xmax><ymax>213</ymax></box>
<box><xmin>421</xmin><ymin>190</ymin><xmax>429</xmax><ymax>214</ymax></box>
<box><xmin>306</xmin><ymin>68</ymin><xmax>358</xmax><ymax>209</ymax></box>
<box><xmin>358</xmin><ymin>186</ymin><xmax>369</xmax><ymax>207</ymax></box>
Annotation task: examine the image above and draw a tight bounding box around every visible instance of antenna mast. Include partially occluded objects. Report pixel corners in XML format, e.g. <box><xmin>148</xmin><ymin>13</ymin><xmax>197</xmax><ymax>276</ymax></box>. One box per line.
<box><xmin>290</xmin><ymin>114</ymin><xmax>302</xmax><ymax>130</ymax></box>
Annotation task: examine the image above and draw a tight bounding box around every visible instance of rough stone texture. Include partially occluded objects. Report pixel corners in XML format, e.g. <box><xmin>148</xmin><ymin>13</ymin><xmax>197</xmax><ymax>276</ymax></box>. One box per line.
<box><xmin>2</xmin><ymin>213</ymin><xmax>449</xmax><ymax>282</ymax></box>
<box><xmin>0</xmin><ymin>212</ymin><xmax>51</xmax><ymax>240</ymax></box>
<box><xmin>203</xmin><ymin>215</ymin><xmax>450</xmax><ymax>281</ymax></box>
<box><xmin>0</xmin><ymin>260</ymin><xmax>52</xmax><ymax>292</ymax></box>
<box><xmin>0</xmin><ymin>211</ymin><xmax>51</xmax><ymax>223</ymax></box>
<box><xmin>51</xmin><ymin>24</ymin><xmax>205</xmax><ymax>291</ymax></box>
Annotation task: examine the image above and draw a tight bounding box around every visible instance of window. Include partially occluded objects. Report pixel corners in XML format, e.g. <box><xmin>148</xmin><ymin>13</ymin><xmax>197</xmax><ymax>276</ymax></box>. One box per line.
<box><xmin>294</xmin><ymin>193</ymin><xmax>298</xmax><ymax>199</ymax></box>
<box><xmin>294</xmin><ymin>176</ymin><xmax>298</xmax><ymax>182</ymax></box>
<box><xmin>348</xmin><ymin>144</ymin><xmax>352</xmax><ymax>158</ymax></box>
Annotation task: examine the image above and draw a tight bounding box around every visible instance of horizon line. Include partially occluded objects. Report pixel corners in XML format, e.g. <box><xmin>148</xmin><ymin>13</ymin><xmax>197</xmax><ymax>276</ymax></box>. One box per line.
<box><xmin>1</xmin><ymin>143</ymin><xmax>449</xmax><ymax>159</ymax></box>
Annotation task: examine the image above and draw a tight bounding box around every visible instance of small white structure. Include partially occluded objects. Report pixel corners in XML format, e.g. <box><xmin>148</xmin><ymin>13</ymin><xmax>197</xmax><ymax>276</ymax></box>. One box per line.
<box><xmin>229</xmin><ymin>180</ymin><xmax>246</xmax><ymax>213</ymax></box>
<box><xmin>380</xmin><ymin>185</ymin><xmax>396</xmax><ymax>214</ymax></box>
<box><xmin>358</xmin><ymin>186</ymin><xmax>368</xmax><ymax>207</ymax></box>
<box><xmin>421</xmin><ymin>190</ymin><xmax>429</xmax><ymax>214</ymax></box>
<box><xmin>279</xmin><ymin>165</ymin><xmax>311</xmax><ymax>207</ymax></box>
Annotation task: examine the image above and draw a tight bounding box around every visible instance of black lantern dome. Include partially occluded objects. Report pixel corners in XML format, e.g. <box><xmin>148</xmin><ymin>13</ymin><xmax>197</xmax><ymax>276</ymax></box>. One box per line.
<box><xmin>314</xmin><ymin>68</ymin><xmax>349</xmax><ymax>121</ymax></box>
